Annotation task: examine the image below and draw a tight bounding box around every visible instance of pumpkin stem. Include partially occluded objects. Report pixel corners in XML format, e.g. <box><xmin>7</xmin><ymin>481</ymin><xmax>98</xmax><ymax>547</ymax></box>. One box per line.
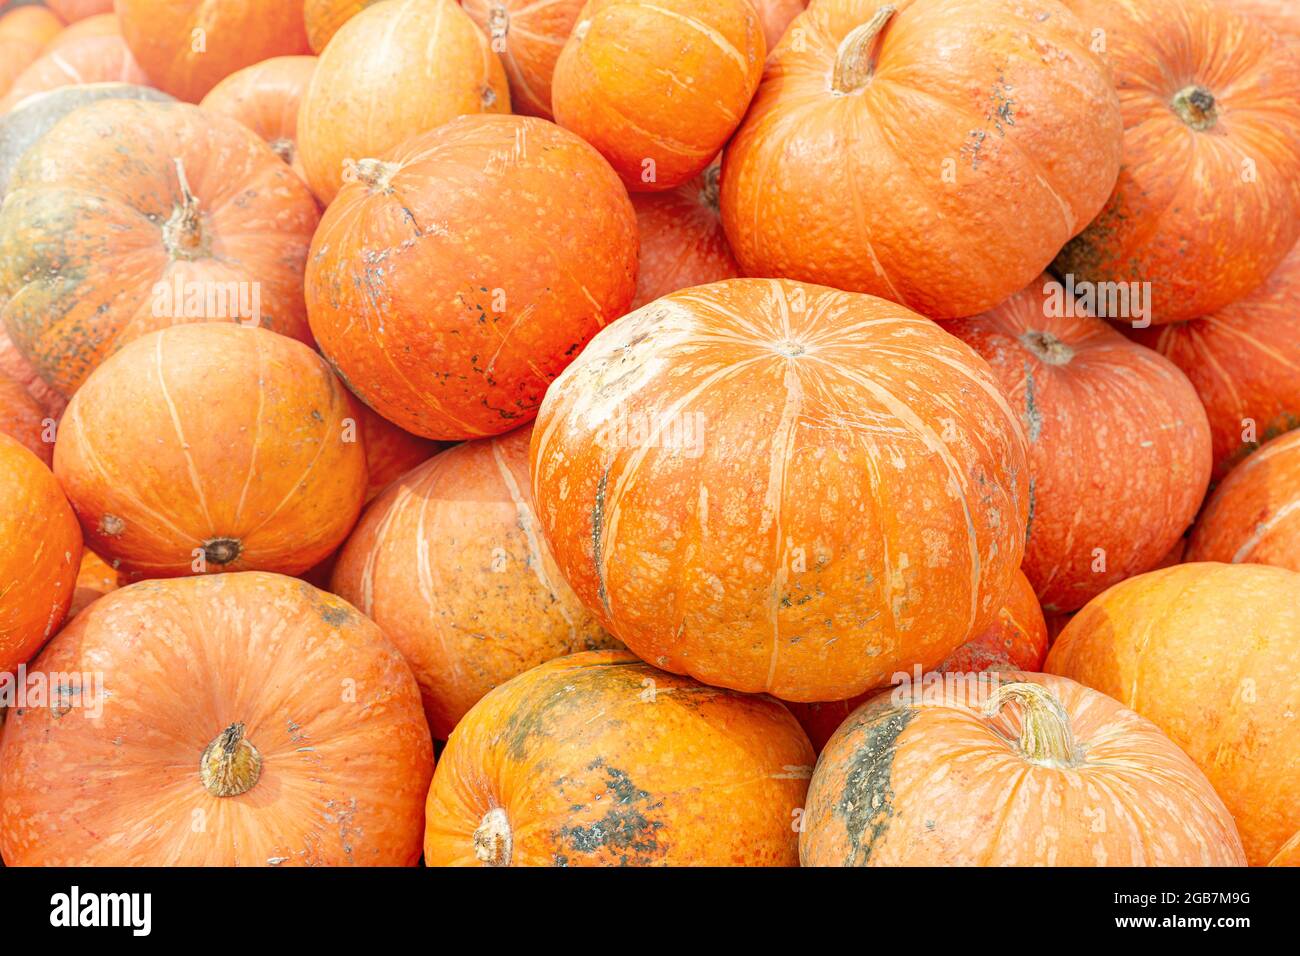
<box><xmin>832</xmin><ymin>5</ymin><xmax>896</xmax><ymax>95</ymax></box>
<box><xmin>983</xmin><ymin>681</ymin><xmax>1082</xmax><ymax>768</ymax></box>
<box><xmin>473</xmin><ymin>807</ymin><xmax>513</xmax><ymax>866</ymax></box>
<box><xmin>1171</xmin><ymin>84</ymin><xmax>1218</xmax><ymax>131</ymax></box>
<box><xmin>343</xmin><ymin>158</ymin><xmax>400</xmax><ymax>194</ymax></box>
<box><xmin>1020</xmin><ymin>330</ymin><xmax>1075</xmax><ymax>366</ymax></box>
<box><xmin>162</xmin><ymin>157</ymin><xmax>208</xmax><ymax>260</ymax></box>
<box><xmin>200</xmin><ymin>722</ymin><xmax>263</xmax><ymax>797</ymax></box>
<box><xmin>699</xmin><ymin>164</ymin><xmax>721</xmax><ymax>212</ymax></box>
<box><xmin>203</xmin><ymin>537</ymin><xmax>243</xmax><ymax>566</ymax></box>
<box><xmin>488</xmin><ymin>3</ymin><xmax>510</xmax><ymax>42</ymax></box>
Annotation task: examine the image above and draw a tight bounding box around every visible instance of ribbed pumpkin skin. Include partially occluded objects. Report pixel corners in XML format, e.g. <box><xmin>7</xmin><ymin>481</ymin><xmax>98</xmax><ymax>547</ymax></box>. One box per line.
<box><xmin>53</xmin><ymin>324</ymin><xmax>367</xmax><ymax>579</ymax></box>
<box><xmin>945</xmin><ymin>278</ymin><xmax>1212</xmax><ymax>612</ymax></box>
<box><xmin>47</xmin><ymin>13</ymin><xmax>119</xmax><ymax>51</ymax></box>
<box><xmin>1186</xmin><ymin>430</ymin><xmax>1300</xmax><ymax>571</ymax></box>
<box><xmin>463</xmin><ymin>0</ymin><xmax>585</xmax><ymax>119</ymax></box>
<box><xmin>0</xmin><ymin>33</ymin><xmax>148</xmax><ymax>111</ymax></box>
<box><xmin>297</xmin><ymin>0</ymin><xmax>509</xmax><ymax>204</ymax></box>
<box><xmin>631</xmin><ymin>167</ymin><xmax>740</xmax><ymax>310</ymax></box>
<box><xmin>0</xmin><ymin>573</ymin><xmax>433</xmax><ymax>866</ymax></box>
<box><xmin>1055</xmin><ymin>0</ymin><xmax>1300</xmax><ymax>324</ymax></box>
<box><xmin>46</xmin><ymin>0</ymin><xmax>114</xmax><ymax>22</ymax></box>
<box><xmin>801</xmin><ymin>672</ymin><xmax>1246</xmax><ymax>866</ymax></box>
<box><xmin>424</xmin><ymin>650</ymin><xmax>813</xmax><ymax>866</ymax></box>
<box><xmin>116</xmin><ymin>0</ymin><xmax>310</xmax><ymax>102</ymax></box>
<box><xmin>1047</xmin><ymin>562</ymin><xmax>1300</xmax><ymax>866</ymax></box>
<box><xmin>0</xmin><ymin>434</ymin><xmax>80</xmax><ymax>675</ymax></box>
<box><xmin>0</xmin><ymin>370</ymin><xmax>51</xmax><ymax>465</ymax></box>
<box><xmin>0</xmin><ymin>99</ymin><xmax>319</xmax><ymax>398</ymax></box>
<box><xmin>530</xmin><ymin>279</ymin><xmax>1030</xmax><ymax>701</ymax></box>
<box><xmin>553</xmin><ymin>0</ymin><xmax>765</xmax><ymax>193</ymax></box>
<box><xmin>199</xmin><ymin>56</ymin><xmax>318</xmax><ymax>180</ymax></box>
<box><xmin>721</xmin><ymin>0</ymin><xmax>1122</xmax><ymax>319</ymax></box>
<box><xmin>303</xmin><ymin>0</ymin><xmax>383</xmax><ymax>53</ymax></box>
<box><xmin>1227</xmin><ymin>0</ymin><xmax>1299</xmax><ymax>38</ymax></box>
<box><xmin>306</xmin><ymin>114</ymin><xmax>637</xmax><ymax>441</ymax></box>
<box><xmin>753</xmin><ymin>0</ymin><xmax>806</xmax><ymax>49</ymax></box>
<box><xmin>333</xmin><ymin>424</ymin><xmax>620</xmax><ymax>739</ymax></box>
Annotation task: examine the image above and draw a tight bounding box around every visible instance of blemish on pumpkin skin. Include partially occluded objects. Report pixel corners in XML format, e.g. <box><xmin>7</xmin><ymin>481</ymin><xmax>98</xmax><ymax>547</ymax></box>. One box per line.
<box><xmin>833</xmin><ymin>703</ymin><xmax>914</xmax><ymax>866</ymax></box>
<box><xmin>591</xmin><ymin>467</ymin><xmax>612</xmax><ymax>613</ymax></box>
<box><xmin>554</xmin><ymin>760</ymin><xmax>666</xmax><ymax>866</ymax></box>
<box><xmin>99</xmin><ymin>514</ymin><xmax>125</xmax><ymax>537</ymax></box>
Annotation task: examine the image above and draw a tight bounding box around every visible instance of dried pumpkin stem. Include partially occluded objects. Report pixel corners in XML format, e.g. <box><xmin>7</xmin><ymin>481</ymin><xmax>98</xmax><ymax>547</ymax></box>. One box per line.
<box><xmin>488</xmin><ymin>3</ymin><xmax>510</xmax><ymax>41</ymax></box>
<box><xmin>162</xmin><ymin>157</ymin><xmax>208</xmax><ymax>260</ymax></box>
<box><xmin>1020</xmin><ymin>330</ymin><xmax>1075</xmax><ymax>366</ymax></box>
<box><xmin>473</xmin><ymin>807</ymin><xmax>513</xmax><ymax>866</ymax></box>
<box><xmin>833</xmin><ymin>5</ymin><xmax>896</xmax><ymax>95</ymax></box>
<box><xmin>699</xmin><ymin>164</ymin><xmax>722</xmax><ymax>212</ymax></box>
<box><xmin>200</xmin><ymin>722</ymin><xmax>263</xmax><ymax>797</ymax></box>
<box><xmin>343</xmin><ymin>157</ymin><xmax>400</xmax><ymax>194</ymax></box>
<box><xmin>1171</xmin><ymin>84</ymin><xmax>1218</xmax><ymax>131</ymax></box>
<box><xmin>269</xmin><ymin>137</ymin><xmax>296</xmax><ymax>166</ymax></box>
<box><xmin>983</xmin><ymin>682</ymin><xmax>1082</xmax><ymax>768</ymax></box>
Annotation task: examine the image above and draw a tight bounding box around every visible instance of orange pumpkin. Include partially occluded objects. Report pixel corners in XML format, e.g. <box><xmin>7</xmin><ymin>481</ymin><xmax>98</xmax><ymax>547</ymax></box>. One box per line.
<box><xmin>1055</xmin><ymin>0</ymin><xmax>1300</xmax><ymax>324</ymax></box>
<box><xmin>424</xmin><ymin>650</ymin><xmax>812</xmax><ymax>865</ymax></box>
<box><xmin>721</xmin><ymin>0</ymin><xmax>1122</xmax><ymax>319</ymax></box>
<box><xmin>0</xmin><ymin>328</ymin><xmax>63</xmax><ymax>418</ymax></box>
<box><xmin>1270</xmin><ymin>832</ymin><xmax>1300</xmax><ymax>868</ymax></box>
<box><xmin>306</xmin><ymin>113</ymin><xmax>637</xmax><ymax>441</ymax></box>
<box><xmin>116</xmin><ymin>0</ymin><xmax>310</xmax><ymax>102</ymax></box>
<box><xmin>0</xmin><ymin>572</ymin><xmax>433</xmax><ymax>866</ymax></box>
<box><xmin>53</xmin><ymin>324</ymin><xmax>367</xmax><ymax>579</ymax></box>
<box><xmin>530</xmin><ymin>279</ymin><xmax>1030</xmax><ymax>701</ymax></box>
<box><xmin>0</xmin><ymin>6</ymin><xmax>63</xmax><ymax>50</ymax></box>
<box><xmin>44</xmin><ymin>0</ymin><xmax>113</xmax><ymax>22</ymax></box>
<box><xmin>46</xmin><ymin>13</ymin><xmax>119</xmax><ymax>52</ymax></box>
<box><xmin>0</xmin><ymin>37</ymin><xmax>45</xmax><ymax>102</ymax></box>
<box><xmin>333</xmin><ymin>423</ymin><xmax>620</xmax><ymax>739</ymax></box>
<box><xmin>297</xmin><ymin>0</ymin><xmax>509</xmax><ymax>204</ymax></box>
<box><xmin>353</xmin><ymin>404</ymin><xmax>443</xmax><ymax>503</ymax></box>
<box><xmin>1186</xmin><ymin>430</ymin><xmax>1300</xmax><ymax>571</ymax></box>
<box><xmin>0</xmin><ymin>369</ymin><xmax>51</xmax><ymax>465</ymax></box>
<box><xmin>303</xmin><ymin>0</ymin><xmax>383</xmax><ymax>53</ymax></box>
<box><xmin>944</xmin><ymin>277</ymin><xmax>1211</xmax><ymax>613</ymax></box>
<box><xmin>1226</xmin><ymin>0</ymin><xmax>1299</xmax><ymax>38</ymax></box>
<box><xmin>1047</xmin><ymin>562</ymin><xmax>1300</xmax><ymax>866</ymax></box>
<box><xmin>552</xmin><ymin>0</ymin><xmax>764</xmax><ymax>192</ymax></box>
<box><xmin>0</xmin><ymin>433</ymin><xmax>80</xmax><ymax>674</ymax></box>
<box><xmin>199</xmin><ymin>56</ymin><xmax>318</xmax><ymax>178</ymax></box>
<box><xmin>66</xmin><ymin>548</ymin><xmax>124</xmax><ymax>619</ymax></box>
<box><xmin>752</xmin><ymin>0</ymin><xmax>806</xmax><ymax>50</ymax></box>
<box><xmin>0</xmin><ymin>98</ymin><xmax>319</xmax><ymax>397</ymax></box>
<box><xmin>630</xmin><ymin>165</ymin><xmax>740</xmax><ymax>310</ymax></box>
<box><xmin>463</xmin><ymin>0</ymin><xmax>585</xmax><ymax>120</ymax></box>
<box><xmin>801</xmin><ymin>674</ymin><xmax>1246</xmax><ymax>865</ymax></box>
<box><xmin>0</xmin><ymin>34</ymin><xmax>147</xmax><ymax>112</ymax></box>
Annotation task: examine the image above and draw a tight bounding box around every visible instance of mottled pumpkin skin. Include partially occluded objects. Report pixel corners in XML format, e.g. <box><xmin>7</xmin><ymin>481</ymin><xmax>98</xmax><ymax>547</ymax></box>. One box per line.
<box><xmin>53</xmin><ymin>324</ymin><xmax>367</xmax><ymax>579</ymax></box>
<box><xmin>199</xmin><ymin>56</ymin><xmax>318</xmax><ymax>180</ymax></box>
<box><xmin>801</xmin><ymin>672</ymin><xmax>1245</xmax><ymax>866</ymax></box>
<box><xmin>303</xmin><ymin>0</ymin><xmax>384</xmax><ymax>53</ymax></box>
<box><xmin>463</xmin><ymin>0</ymin><xmax>586</xmax><ymax>120</ymax></box>
<box><xmin>0</xmin><ymin>573</ymin><xmax>433</xmax><ymax>866</ymax></box>
<box><xmin>424</xmin><ymin>650</ymin><xmax>812</xmax><ymax>866</ymax></box>
<box><xmin>0</xmin><ymin>433</ymin><xmax>81</xmax><ymax>674</ymax></box>
<box><xmin>530</xmin><ymin>279</ymin><xmax>1029</xmax><ymax>701</ymax></box>
<box><xmin>945</xmin><ymin>278</ymin><xmax>1211</xmax><ymax>612</ymax></box>
<box><xmin>0</xmin><ymin>99</ymin><xmax>319</xmax><ymax>398</ymax></box>
<box><xmin>67</xmin><ymin>548</ymin><xmax>124</xmax><ymax>620</ymax></box>
<box><xmin>116</xmin><ymin>0</ymin><xmax>310</xmax><ymax>102</ymax></box>
<box><xmin>752</xmin><ymin>0</ymin><xmax>806</xmax><ymax>50</ymax></box>
<box><xmin>1055</xmin><ymin>0</ymin><xmax>1300</xmax><ymax>324</ymax></box>
<box><xmin>307</xmin><ymin>113</ymin><xmax>637</xmax><ymax>441</ymax></box>
<box><xmin>297</xmin><ymin>0</ymin><xmax>510</xmax><ymax>204</ymax></box>
<box><xmin>0</xmin><ymin>370</ymin><xmax>51</xmax><ymax>465</ymax></box>
<box><xmin>1047</xmin><ymin>562</ymin><xmax>1300</xmax><ymax>866</ymax></box>
<box><xmin>0</xmin><ymin>33</ymin><xmax>148</xmax><ymax>111</ymax></box>
<box><xmin>721</xmin><ymin>0</ymin><xmax>1122</xmax><ymax>319</ymax></box>
<box><xmin>553</xmin><ymin>0</ymin><xmax>765</xmax><ymax>192</ymax></box>
<box><xmin>333</xmin><ymin>424</ymin><xmax>620</xmax><ymax>740</ymax></box>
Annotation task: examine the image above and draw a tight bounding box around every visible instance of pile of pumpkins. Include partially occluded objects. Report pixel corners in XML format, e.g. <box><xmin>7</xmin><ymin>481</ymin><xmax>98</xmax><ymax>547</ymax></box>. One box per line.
<box><xmin>0</xmin><ymin>0</ymin><xmax>1296</xmax><ymax>868</ymax></box>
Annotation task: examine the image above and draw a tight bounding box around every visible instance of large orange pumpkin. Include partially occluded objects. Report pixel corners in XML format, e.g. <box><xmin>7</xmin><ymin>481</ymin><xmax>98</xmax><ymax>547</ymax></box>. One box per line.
<box><xmin>1186</xmin><ymin>430</ymin><xmax>1300</xmax><ymax>571</ymax></box>
<box><xmin>552</xmin><ymin>0</ymin><xmax>764</xmax><ymax>193</ymax></box>
<box><xmin>0</xmin><ymin>369</ymin><xmax>51</xmax><ymax>465</ymax></box>
<box><xmin>0</xmin><ymin>433</ymin><xmax>80</xmax><ymax>674</ymax></box>
<box><xmin>1055</xmin><ymin>0</ymin><xmax>1300</xmax><ymax>324</ymax></box>
<box><xmin>0</xmin><ymin>6</ymin><xmax>63</xmax><ymax>49</ymax></box>
<box><xmin>630</xmin><ymin>165</ymin><xmax>740</xmax><ymax>310</ymax></box>
<box><xmin>46</xmin><ymin>13</ymin><xmax>119</xmax><ymax>52</ymax></box>
<box><xmin>303</xmin><ymin>0</ymin><xmax>383</xmax><ymax>53</ymax></box>
<box><xmin>199</xmin><ymin>56</ymin><xmax>317</xmax><ymax>178</ymax></box>
<box><xmin>530</xmin><ymin>278</ymin><xmax>1030</xmax><ymax>701</ymax></box>
<box><xmin>0</xmin><ymin>33</ymin><xmax>148</xmax><ymax>111</ymax></box>
<box><xmin>752</xmin><ymin>0</ymin><xmax>806</xmax><ymax>50</ymax></box>
<box><xmin>306</xmin><ymin>113</ymin><xmax>637</xmax><ymax>441</ymax></box>
<box><xmin>45</xmin><ymin>0</ymin><xmax>113</xmax><ymax>22</ymax></box>
<box><xmin>115</xmin><ymin>0</ymin><xmax>310</xmax><ymax>102</ymax></box>
<box><xmin>424</xmin><ymin>650</ymin><xmax>812</xmax><ymax>866</ymax></box>
<box><xmin>721</xmin><ymin>0</ymin><xmax>1122</xmax><ymax>319</ymax></box>
<box><xmin>0</xmin><ymin>99</ymin><xmax>319</xmax><ymax>397</ymax></box>
<box><xmin>333</xmin><ymin>423</ymin><xmax>620</xmax><ymax>739</ymax></box>
<box><xmin>801</xmin><ymin>674</ymin><xmax>1246</xmax><ymax>865</ymax></box>
<box><xmin>0</xmin><ymin>572</ymin><xmax>433</xmax><ymax>866</ymax></box>
<box><xmin>463</xmin><ymin>0</ymin><xmax>585</xmax><ymax>120</ymax></box>
<box><xmin>945</xmin><ymin>277</ymin><xmax>1211</xmax><ymax>612</ymax></box>
<box><xmin>1047</xmin><ymin>562</ymin><xmax>1300</xmax><ymax>866</ymax></box>
<box><xmin>53</xmin><ymin>324</ymin><xmax>367</xmax><ymax>579</ymax></box>
<box><xmin>297</xmin><ymin>0</ymin><xmax>509</xmax><ymax>205</ymax></box>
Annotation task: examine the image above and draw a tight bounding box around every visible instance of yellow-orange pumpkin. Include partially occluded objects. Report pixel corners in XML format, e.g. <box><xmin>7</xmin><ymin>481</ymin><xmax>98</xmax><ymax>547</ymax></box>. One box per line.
<box><xmin>199</xmin><ymin>56</ymin><xmax>317</xmax><ymax>179</ymax></box>
<box><xmin>463</xmin><ymin>0</ymin><xmax>585</xmax><ymax>119</ymax></box>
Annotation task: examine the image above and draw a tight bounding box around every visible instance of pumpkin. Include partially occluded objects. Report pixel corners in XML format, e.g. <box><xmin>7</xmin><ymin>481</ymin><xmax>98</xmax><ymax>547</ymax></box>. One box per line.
<box><xmin>1127</xmin><ymin>242</ymin><xmax>1300</xmax><ymax>481</ymax></box>
<box><xmin>306</xmin><ymin>113</ymin><xmax>637</xmax><ymax>441</ymax></box>
<box><xmin>199</xmin><ymin>55</ymin><xmax>317</xmax><ymax>178</ymax></box>
<box><xmin>353</xmin><ymin>403</ymin><xmax>443</xmax><ymax>503</ymax></box>
<box><xmin>53</xmin><ymin>323</ymin><xmax>367</xmax><ymax>579</ymax></box>
<box><xmin>944</xmin><ymin>277</ymin><xmax>1211</xmax><ymax>613</ymax></box>
<box><xmin>297</xmin><ymin>0</ymin><xmax>509</xmax><ymax>205</ymax></box>
<box><xmin>115</xmin><ymin>0</ymin><xmax>310</xmax><ymax>102</ymax></box>
<box><xmin>1270</xmin><ymin>832</ymin><xmax>1300</xmax><ymax>868</ymax></box>
<box><xmin>1226</xmin><ymin>0</ymin><xmax>1299</xmax><ymax>38</ymax></box>
<box><xmin>333</xmin><ymin>423</ymin><xmax>621</xmax><ymax>739</ymax></box>
<box><xmin>66</xmin><ymin>548</ymin><xmax>123</xmax><ymax>619</ymax></box>
<box><xmin>303</xmin><ymin>0</ymin><xmax>383</xmax><ymax>53</ymax></box>
<box><xmin>0</xmin><ymin>34</ymin><xmax>148</xmax><ymax>112</ymax></box>
<box><xmin>630</xmin><ymin>164</ymin><xmax>740</xmax><ymax>310</ymax></box>
<box><xmin>552</xmin><ymin>0</ymin><xmax>764</xmax><ymax>192</ymax></box>
<box><xmin>1047</xmin><ymin>562</ymin><xmax>1300</xmax><ymax>866</ymax></box>
<box><xmin>720</xmin><ymin>0</ymin><xmax>1122</xmax><ymax>319</ymax></box>
<box><xmin>0</xmin><ymin>37</ymin><xmax>45</xmax><ymax>102</ymax></box>
<box><xmin>752</xmin><ymin>0</ymin><xmax>806</xmax><ymax>50</ymax></box>
<box><xmin>1055</xmin><ymin>0</ymin><xmax>1300</xmax><ymax>324</ymax></box>
<box><xmin>530</xmin><ymin>278</ymin><xmax>1030</xmax><ymax>701</ymax></box>
<box><xmin>0</xmin><ymin>432</ymin><xmax>81</xmax><ymax>675</ymax></box>
<box><xmin>45</xmin><ymin>0</ymin><xmax>113</xmax><ymax>22</ymax></box>
<box><xmin>0</xmin><ymin>98</ymin><xmax>319</xmax><ymax>397</ymax></box>
<box><xmin>1186</xmin><ymin>430</ymin><xmax>1300</xmax><ymax>571</ymax></box>
<box><xmin>463</xmin><ymin>0</ymin><xmax>585</xmax><ymax>120</ymax></box>
<box><xmin>800</xmin><ymin>674</ymin><xmax>1246</xmax><ymax>865</ymax></box>
<box><xmin>424</xmin><ymin>650</ymin><xmax>812</xmax><ymax>865</ymax></box>
<box><xmin>0</xmin><ymin>328</ymin><xmax>64</xmax><ymax>418</ymax></box>
<box><xmin>0</xmin><ymin>6</ymin><xmax>63</xmax><ymax>50</ymax></box>
<box><xmin>0</xmin><ymin>369</ymin><xmax>51</xmax><ymax>465</ymax></box>
<box><xmin>46</xmin><ymin>13</ymin><xmax>119</xmax><ymax>52</ymax></box>
<box><xmin>0</xmin><ymin>572</ymin><xmax>433</xmax><ymax>866</ymax></box>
